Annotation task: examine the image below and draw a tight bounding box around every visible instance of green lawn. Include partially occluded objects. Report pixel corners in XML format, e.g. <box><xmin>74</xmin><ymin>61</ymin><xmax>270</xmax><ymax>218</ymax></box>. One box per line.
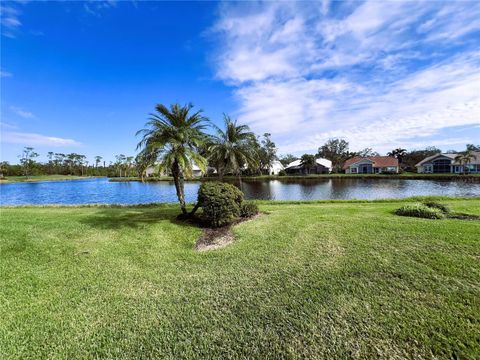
<box><xmin>0</xmin><ymin>175</ymin><xmax>101</xmax><ymax>183</ymax></box>
<box><xmin>1</xmin><ymin>199</ymin><xmax>479</xmax><ymax>358</ymax></box>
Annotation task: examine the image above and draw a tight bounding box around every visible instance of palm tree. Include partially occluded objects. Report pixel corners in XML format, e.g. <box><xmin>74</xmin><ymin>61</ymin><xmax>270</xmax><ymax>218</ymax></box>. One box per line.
<box><xmin>454</xmin><ymin>150</ymin><xmax>476</xmax><ymax>175</ymax></box>
<box><xmin>300</xmin><ymin>154</ymin><xmax>316</xmax><ymax>174</ymax></box>
<box><xmin>137</xmin><ymin>103</ymin><xmax>209</xmax><ymax>215</ymax></box>
<box><xmin>208</xmin><ymin>115</ymin><xmax>258</xmax><ymax>180</ymax></box>
<box><xmin>387</xmin><ymin>148</ymin><xmax>407</xmax><ymax>164</ymax></box>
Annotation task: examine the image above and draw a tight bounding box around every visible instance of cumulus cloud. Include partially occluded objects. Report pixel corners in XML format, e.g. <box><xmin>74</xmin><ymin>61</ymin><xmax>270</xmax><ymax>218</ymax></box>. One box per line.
<box><xmin>2</xmin><ymin>131</ymin><xmax>81</xmax><ymax>147</ymax></box>
<box><xmin>211</xmin><ymin>1</ymin><xmax>480</xmax><ymax>153</ymax></box>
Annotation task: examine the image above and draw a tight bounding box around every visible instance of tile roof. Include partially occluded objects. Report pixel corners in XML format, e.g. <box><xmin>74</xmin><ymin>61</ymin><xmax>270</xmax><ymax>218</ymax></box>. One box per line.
<box><xmin>343</xmin><ymin>156</ymin><xmax>399</xmax><ymax>169</ymax></box>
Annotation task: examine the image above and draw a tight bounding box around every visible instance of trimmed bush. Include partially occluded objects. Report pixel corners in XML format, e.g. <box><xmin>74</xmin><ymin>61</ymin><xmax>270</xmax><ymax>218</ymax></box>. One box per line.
<box><xmin>278</xmin><ymin>170</ymin><xmax>287</xmax><ymax>176</ymax></box>
<box><xmin>422</xmin><ymin>201</ymin><xmax>450</xmax><ymax>214</ymax></box>
<box><xmin>198</xmin><ymin>182</ymin><xmax>244</xmax><ymax>227</ymax></box>
<box><xmin>240</xmin><ymin>202</ymin><xmax>259</xmax><ymax>218</ymax></box>
<box><xmin>395</xmin><ymin>203</ymin><xmax>444</xmax><ymax>219</ymax></box>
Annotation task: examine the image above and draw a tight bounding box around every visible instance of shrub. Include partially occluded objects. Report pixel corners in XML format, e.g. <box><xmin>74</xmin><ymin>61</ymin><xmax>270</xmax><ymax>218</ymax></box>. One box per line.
<box><xmin>422</xmin><ymin>201</ymin><xmax>450</xmax><ymax>214</ymax></box>
<box><xmin>240</xmin><ymin>202</ymin><xmax>259</xmax><ymax>218</ymax></box>
<box><xmin>278</xmin><ymin>170</ymin><xmax>286</xmax><ymax>176</ymax></box>
<box><xmin>197</xmin><ymin>182</ymin><xmax>244</xmax><ymax>227</ymax></box>
<box><xmin>395</xmin><ymin>203</ymin><xmax>444</xmax><ymax>219</ymax></box>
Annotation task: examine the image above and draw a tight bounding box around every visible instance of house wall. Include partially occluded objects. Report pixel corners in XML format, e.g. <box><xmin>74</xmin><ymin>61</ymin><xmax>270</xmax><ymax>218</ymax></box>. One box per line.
<box><xmin>347</xmin><ymin>164</ymin><xmax>399</xmax><ymax>174</ymax></box>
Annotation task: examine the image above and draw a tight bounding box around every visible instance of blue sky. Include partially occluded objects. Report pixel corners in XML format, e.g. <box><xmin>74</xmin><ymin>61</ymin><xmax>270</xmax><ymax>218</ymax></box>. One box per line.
<box><xmin>1</xmin><ymin>1</ymin><xmax>479</xmax><ymax>163</ymax></box>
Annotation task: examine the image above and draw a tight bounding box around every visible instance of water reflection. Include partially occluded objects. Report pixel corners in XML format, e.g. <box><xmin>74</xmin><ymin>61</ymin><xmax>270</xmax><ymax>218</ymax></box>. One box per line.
<box><xmin>0</xmin><ymin>177</ymin><xmax>479</xmax><ymax>205</ymax></box>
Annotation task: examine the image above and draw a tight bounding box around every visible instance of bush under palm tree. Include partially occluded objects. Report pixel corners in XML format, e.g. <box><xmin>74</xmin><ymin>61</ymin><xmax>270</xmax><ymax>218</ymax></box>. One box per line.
<box><xmin>136</xmin><ymin>103</ymin><xmax>209</xmax><ymax>215</ymax></box>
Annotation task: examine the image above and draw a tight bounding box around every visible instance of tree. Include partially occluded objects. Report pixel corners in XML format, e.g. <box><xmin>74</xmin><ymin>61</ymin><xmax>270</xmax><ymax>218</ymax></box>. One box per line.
<box><xmin>387</xmin><ymin>148</ymin><xmax>407</xmax><ymax>164</ymax></box>
<box><xmin>466</xmin><ymin>144</ymin><xmax>480</xmax><ymax>151</ymax></box>
<box><xmin>279</xmin><ymin>154</ymin><xmax>298</xmax><ymax>167</ymax></box>
<box><xmin>135</xmin><ymin>148</ymin><xmax>158</xmax><ymax>182</ymax></box>
<box><xmin>257</xmin><ymin>133</ymin><xmax>277</xmax><ymax>174</ymax></box>
<box><xmin>136</xmin><ymin>103</ymin><xmax>209</xmax><ymax>215</ymax></box>
<box><xmin>114</xmin><ymin>154</ymin><xmax>127</xmax><ymax>177</ymax></box>
<box><xmin>18</xmin><ymin>147</ymin><xmax>39</xmax><ymax>179</ymax></box>
<box><xmin>0</xmin><ymin>161</ymin><xmax>8</xmax><ymax>178</ymax></box>
<box><xmin>94</xmin><ymin>156</ymin><xmax>103</xmax><ymax>175</ymax></box>
<box><xmin>208</xmin><ymin>114</ymin><xmax>258</xmax><ymax>180</ymax></box>
<box><xmin>54</xmin><ymin>153</ymin><xmax>66</xmax><ymax>174</ymax></box>
<box><xmin>47</xmin><ymin>152</ymin><xmax>55</xmax><ymax>174</ymax></box>
<box><xmin>300</xmin><ymin>154</ymin><xmax>316</xmax><ymax>174</ymax></box>
<box><xmin>402</xmin><ymin>147</ymin><xmax>441</xmax><ymax>171</ymax></box>
<box><xmin>356</xmin><ymin>148</ymin><xmax>379</xmax><ymax>157</ymax></box>
<box><xmin>317</xmin><ymin>138</ymin><xmax>350</xmax><ymax>173</ymax></box>
<box><xmin>454</xmin><ymin>149</ymin><xmax>476</xmax><ymax>175</ymax></box>
<box><xmin>125</xmin><ymin>156</ymin><xmax>134</xmax><ymax>177</ymax></box>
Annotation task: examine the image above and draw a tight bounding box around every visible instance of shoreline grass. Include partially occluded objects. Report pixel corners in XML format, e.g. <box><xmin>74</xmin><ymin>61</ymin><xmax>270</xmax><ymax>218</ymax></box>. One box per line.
<box><xmin>0</xmin><ymin>175</ymin><xmax>104</xmax><ymax>183</ymax></box>
<box><xmin>1</xmin><ymin>199</ymin><xmax>479</xmax><ymax>358</ymax></box>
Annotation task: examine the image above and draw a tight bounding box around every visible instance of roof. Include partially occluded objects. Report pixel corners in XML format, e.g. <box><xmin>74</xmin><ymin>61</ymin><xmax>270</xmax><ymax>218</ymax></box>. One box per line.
<box><xmin>286</xmin><ymin>158</ymin><xmax>332</xmax><ymax>169</ymax></box>
<box><xmin>343</xmin><ymin>156</ymin><xmax>398</xmax><ymax>169</ymax></box>
<box><xmin>269</xmin><ymin>160</ymin><xmax>284</xmax><ymax>170</ymax></box>
<box><xmin>415</xmin><ymin>153</ymin><xmax>455</xmax><ymax>167</ymax></box>
<box><xmin>416</xmin><ymin>152</ymin><xmax>480</xmax><ymax>166</ymax></box>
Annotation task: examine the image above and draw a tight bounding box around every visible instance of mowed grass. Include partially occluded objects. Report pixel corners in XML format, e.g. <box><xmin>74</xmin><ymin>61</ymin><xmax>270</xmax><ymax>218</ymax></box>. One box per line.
<box><xmin>1</xmin><ymin>199</ymin><xmax>479</xmax><ymax>359</ymax></box>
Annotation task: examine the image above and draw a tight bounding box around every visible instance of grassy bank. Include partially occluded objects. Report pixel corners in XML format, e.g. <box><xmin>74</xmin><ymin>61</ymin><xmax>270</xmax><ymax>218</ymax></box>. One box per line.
<box><xmin>109</xmin><ymin>172</ymin><xmax>480</xmax><ymax>182</ymax></box>
<box><xmin>0</xmin><ymin>175</ymin><xmax>103</xmax><ymax>183</ymax></box>
<box><xmin>1</xmin><ymin>199</ymin><xmax>479</xmax><ymax>358</ymax></box>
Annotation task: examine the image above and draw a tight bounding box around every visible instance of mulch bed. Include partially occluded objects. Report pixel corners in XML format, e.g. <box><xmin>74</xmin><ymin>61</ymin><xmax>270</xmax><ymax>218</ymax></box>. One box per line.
<box><xmin>195</xmin><ymin>214</ymin><xmax>262</xmax><ymax>252</ymax></box>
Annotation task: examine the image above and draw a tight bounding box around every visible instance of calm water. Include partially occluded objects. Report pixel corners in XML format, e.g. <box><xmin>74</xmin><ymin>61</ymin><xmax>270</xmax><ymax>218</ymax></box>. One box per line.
<box><xmin>1</xmin><ymin>178</ymin><xmax>479</xmax><ymax>205</ymax></box>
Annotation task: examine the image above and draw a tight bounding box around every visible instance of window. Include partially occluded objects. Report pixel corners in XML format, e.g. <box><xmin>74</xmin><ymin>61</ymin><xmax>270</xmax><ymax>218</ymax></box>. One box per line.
<box><xmin>432</xmin><ymin>159</ymin><xmax>451</xmax><ymax>173</ymax></box>
<box><xmin>424</xmin><ymin>165</ymin><xmax>432</xmax><ymax>173</ymax></box>
<box><xmin>351</xmin><ymin>167</ymin><xmax>357</xmax><ymax>173</ymax></box>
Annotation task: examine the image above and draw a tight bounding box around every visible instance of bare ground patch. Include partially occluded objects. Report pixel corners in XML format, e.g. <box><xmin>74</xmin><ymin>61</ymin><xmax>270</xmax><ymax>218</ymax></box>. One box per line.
<box><xmin>195</xmin><ymin>214</ymin><xmax>263</xmax><ymax>252</ymax></box>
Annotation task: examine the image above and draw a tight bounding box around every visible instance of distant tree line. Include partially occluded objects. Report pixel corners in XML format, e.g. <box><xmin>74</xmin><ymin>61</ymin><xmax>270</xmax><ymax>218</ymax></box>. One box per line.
<box><xmin>0</xmin><ymin>148</ymin><xmax>147</xmax><ymax>179</ymax></box>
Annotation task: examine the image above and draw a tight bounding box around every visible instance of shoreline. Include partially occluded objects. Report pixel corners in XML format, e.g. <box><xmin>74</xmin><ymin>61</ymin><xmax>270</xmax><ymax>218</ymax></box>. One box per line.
<box><xmin>0</xmin><ymin>175</ymin><xmax>105</xmax><ymax>184</ymax></box>
<box><xmin>109</xmin><ymin>173</ymin><xmax>480</xmax><ymax>182</ymax></box>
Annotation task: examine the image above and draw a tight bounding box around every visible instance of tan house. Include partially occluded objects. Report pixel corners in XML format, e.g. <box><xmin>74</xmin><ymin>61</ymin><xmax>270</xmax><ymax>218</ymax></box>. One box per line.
<box><xmin>416</xmin><ymin>152</ymin><xmax>480</xmax><ymax>173</ymax></box>
<box><xmin>343</xmin><ymin>156</ymin><xmax>399</xmax><ymax>174</ymax></box>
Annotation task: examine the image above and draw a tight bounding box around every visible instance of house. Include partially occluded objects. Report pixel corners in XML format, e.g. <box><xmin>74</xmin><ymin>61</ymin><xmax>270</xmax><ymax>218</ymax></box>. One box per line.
<box><xmin>343</xmin><ymin>156</ymin><xmax>399</xmax><ymax>174</ymax></box>
<box><xmin>268</xmin><ymin>160</ymin><xmax>284</xmax><ymax>175</ymax></box>
<box><xmin>145</xmin><ymin>162</ymin><xmax>207</xmax><ymax>177</ymax></box>
<box><xmin>416</xmin><ymin>152</ymin><xmax>480</xmax><ymax>173</ymax></box>
<box><xmin>285</xmin><ymin>158</ymin><xmax>332</xmax><ymax>174</ymax></box>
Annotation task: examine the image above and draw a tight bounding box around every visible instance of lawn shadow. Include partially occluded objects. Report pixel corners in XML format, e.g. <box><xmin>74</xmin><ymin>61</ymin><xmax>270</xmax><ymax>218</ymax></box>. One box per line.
<box><xmin>80</xmin><ymin>206</ymin><xmax>199</xmax><ymax>230</ymax></box>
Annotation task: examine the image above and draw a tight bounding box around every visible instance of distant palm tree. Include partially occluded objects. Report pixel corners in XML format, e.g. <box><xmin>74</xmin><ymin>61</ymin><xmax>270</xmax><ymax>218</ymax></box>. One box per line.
<box><xmin>387</xmin><ymin>148</ymin><xmax>407</xmax><ymax>164</ymax></box>
<box><xmin>137</xmin><ymin>103</ymin><xmax>209</xmax><ymax>215</ymax></box>
<box><xmin>454</xmin><ymin>150</ymin><xmax>476</xmax><ymax>175</ymax></box>
<box><xmin>300</xmin><ymin>154</ymin><xmax>316</xmax><ymax>174</ymax></box>
<box><xmin>208</xmin><ymin>114</ymin><xmax>258</xmax><ymax>180</ymax></box>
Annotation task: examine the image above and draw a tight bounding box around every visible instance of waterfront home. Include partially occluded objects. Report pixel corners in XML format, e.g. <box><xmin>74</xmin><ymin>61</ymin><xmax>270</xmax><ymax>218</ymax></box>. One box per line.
<box><xmin>285</xmin><ymin>158</ymin><xmax>332</xmax><ymax>174</ymax></box>
<box><xmin>343</xmin><ymin>156</ymin><xmax>399</xmax><ymax>174</ymax></box>
<box><xmin>145</xmin><ymin>163</ymin><xmax>206</xmax><ymax>177</ymax></box>
<box><xmin>416</xmin><ymin>152</ymin><xmax>480</xmax><ymax>173</ymax></box>
<box><xmin>268</xmin><ymin>160</ymin><xmax>285</xmax><ymax>175</ymax></box>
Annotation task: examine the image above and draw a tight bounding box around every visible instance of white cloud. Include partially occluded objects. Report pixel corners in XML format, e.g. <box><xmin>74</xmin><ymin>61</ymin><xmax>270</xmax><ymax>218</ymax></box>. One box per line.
<box><xmin>10</xmin><ymin>106</ymin><xmax>35</xmax><ymax>119</ymax></box>
<box><xmin>211</xmin><ymin>1</ymin><xmax>480</xmax><ymax>154</ymax></box>
<box><xmin>0</xmin><ymin>70</ymin><xmax>13</xmax><ymax>77</ymax></box>
<box><xmin>2</xmin><ymin>131</ymin><xmax>81</xmax><ymax>147</ymax></box>
<box><xmin>1</xmin><ymin>5</ymin><xmax>22</xmax><ymax>37</ymax></box>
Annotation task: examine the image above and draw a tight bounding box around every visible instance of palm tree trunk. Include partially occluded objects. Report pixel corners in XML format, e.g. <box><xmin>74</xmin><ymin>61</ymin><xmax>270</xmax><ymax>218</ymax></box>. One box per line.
<box><xmin>172</xmin><ymin>160</ymin><xmax>187</xmax><ymax>215</ymax></box>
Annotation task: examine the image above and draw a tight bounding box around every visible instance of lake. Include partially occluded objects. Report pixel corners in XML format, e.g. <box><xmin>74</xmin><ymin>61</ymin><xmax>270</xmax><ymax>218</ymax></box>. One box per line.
<box><xmin>1</xmin><ymin>177</ymin><xmax>479</xmax><ymax>205</ymax></box>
